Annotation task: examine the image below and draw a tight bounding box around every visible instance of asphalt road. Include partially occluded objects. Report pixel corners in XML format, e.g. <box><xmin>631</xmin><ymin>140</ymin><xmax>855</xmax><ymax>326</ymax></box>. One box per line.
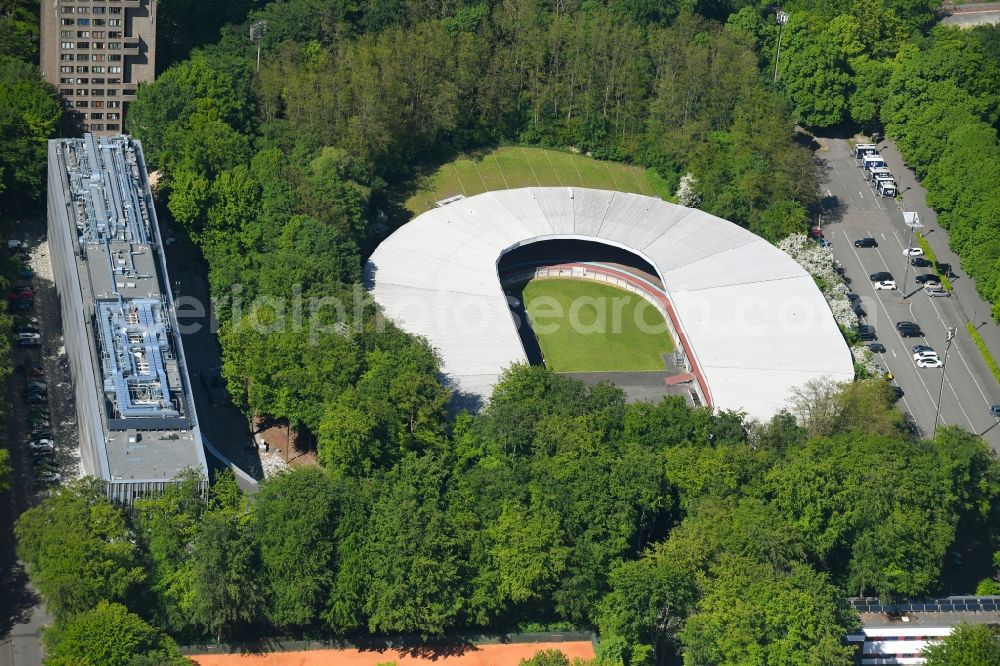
<box><xmin>818</xmin><ymin>138</ymin><xmax>1000</xmax><ymax>449</ymax></box>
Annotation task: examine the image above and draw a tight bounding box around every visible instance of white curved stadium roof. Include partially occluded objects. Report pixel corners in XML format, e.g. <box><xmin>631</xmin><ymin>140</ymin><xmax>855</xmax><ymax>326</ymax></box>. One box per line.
<box><xmin>366</xmin><ymin>188</ymin><xmax>854</xmax><ymax>420</ymax></box>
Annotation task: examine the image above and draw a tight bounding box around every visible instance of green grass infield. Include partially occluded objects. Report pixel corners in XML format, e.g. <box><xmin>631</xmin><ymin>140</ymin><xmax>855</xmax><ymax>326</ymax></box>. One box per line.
<box><xmin>521</xmin><ymin>278</ymin><xmax>674</xmax><ymax>372</ymax></box>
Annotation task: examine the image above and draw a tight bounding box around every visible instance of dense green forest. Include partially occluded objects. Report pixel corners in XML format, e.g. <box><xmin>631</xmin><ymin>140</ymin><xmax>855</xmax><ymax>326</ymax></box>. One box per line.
<box><xmin>10</xmin><ymin>0</ymin><xmax>1000</xmax><ymax>663</ymax></box>
<box><xmin>17</xmin><ymin>371</ymin><xmax>1000</xmax><ymax>663</ymax></box>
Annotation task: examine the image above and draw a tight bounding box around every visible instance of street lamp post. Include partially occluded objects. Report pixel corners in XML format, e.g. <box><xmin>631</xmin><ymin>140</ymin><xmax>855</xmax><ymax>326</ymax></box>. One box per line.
<box><xmin>901</xmin><ymin>211</ymin><xmax>923</xmax><ymax>299</ymax></box>
<box><xmin>932</xmin><ymin>327</ymin><xmax>957</xmax><ymax>439</ymax></box>
<box><xmin>773</xmin><ymin>10</ymin><xmax>789</xmax><ymax>83</ymax></box>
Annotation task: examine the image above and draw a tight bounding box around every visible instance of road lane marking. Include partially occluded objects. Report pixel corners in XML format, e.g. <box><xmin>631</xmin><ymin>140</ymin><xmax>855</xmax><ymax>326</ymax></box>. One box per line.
<box><xmin>847</xmin><ymin>239</ymin><xmax>942</xmax><ymax>418</ymax></box>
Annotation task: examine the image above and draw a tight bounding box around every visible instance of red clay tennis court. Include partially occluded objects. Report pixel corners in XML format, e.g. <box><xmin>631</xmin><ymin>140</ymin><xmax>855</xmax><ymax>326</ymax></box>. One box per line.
<box><xmin>191</xmin><ymin>641</ymin><xmax>595</xmax><ymax>666</ymax></box>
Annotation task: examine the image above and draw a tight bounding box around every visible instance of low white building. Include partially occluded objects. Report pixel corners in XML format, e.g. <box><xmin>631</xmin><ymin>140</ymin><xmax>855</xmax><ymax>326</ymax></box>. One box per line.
<box><xmin>366</xmin><ymin>188</ymin><xmax>854</xmax><ymax>420</ymax></box>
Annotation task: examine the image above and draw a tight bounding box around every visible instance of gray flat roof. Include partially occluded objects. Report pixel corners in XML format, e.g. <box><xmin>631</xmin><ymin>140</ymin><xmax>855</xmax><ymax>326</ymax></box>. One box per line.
<box><xmin>50</xmin><ymin>134</ymin><xmax>207</xmax><ymax>483</ymax></box>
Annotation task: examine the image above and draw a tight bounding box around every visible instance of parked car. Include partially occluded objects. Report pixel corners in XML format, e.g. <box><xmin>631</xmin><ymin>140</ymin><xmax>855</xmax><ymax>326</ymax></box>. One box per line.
<box><xmin>992</xmin><ymin>405</ymin><xmax>1000</xmax><ymax>418</ymax></box>
<box><xmin>914</xmin><ymin>351</ymin><xmax>939</xmax><ymax>361</ymax></box>
<box><xmin>913</xmin><ymin>344</ymin><xmax>934</xmax><ymax>354</ymax></box>
<box><xmin>916</xmin><ymin>357</ymin><xmax>943</xmax><ymax>368</ymax></box>
<box><xmin>7</xmin><ymin>286</ymin><xmax>33</xmax><ymax>301</ymax></box>
<box><xmin>10</xmin><ymin>298</ymin><xmax>33</xmax><ymax>311</ymax></box>
<box><xmin>25</xmin><ymin>393</ymin><xmax>47</xmax><ymax>405</ymax></box>
<box><xmin>31</xmin><ymin>430</ymin><xmax>52</xmax><ymax>440</ymax></box>
<box><xmin>867</xmin><ymin>343</ymin><xmax>886</xmax><ymax>353</ymax></box>
<box><xmin>899</xmin><ymin>326</ymin><xmax>924</xmax><ymax>338</ymax></box>
<box><xmin>37</xmin><ymin>470</ymin><xmax>61</xmax><ymax>485</ymax></box>
<box><xmin>19</xmin><ymin>265</ymin><xmax>33</xmax><ymax>279</ymax></box>
<box><xmin>874</xmin><ymin>280</ymin><xmax>896</xmax><ymax>290</ymax></box>
<box><xmin>858</xmin><ymin>325</ymin><xmax>877</xmax><ymax>341</ymax></box>
<box><xmin>27</xmin><ymin>439</ymin><xmax>54</xmax><ymax>452</ymax></box>
<box><xmin>7</xmin><ymin>239</ymin><xmax>28</xmax><ymax>254</ymax></box>
<box><xmin>911</xmin><ymin>257</ymin><xmax>932</xmax><ymax>268</ymax></box>
<box><xmin>936</xmin><ymin>262</ymin><xmax>955</xmax><ymax>278</ymax></box>
<box><xmin>915</xmin><ymin>273</ymin><xmax>940</xmax><ymax>284</ymax></box>
<box><xmin>902</xmin><ymin>247</ymin><xmax>924</xmax><ymax>257</ymax></box>
<box><xmin>17</xmin><ymin>337</ymin><xmax>40</xmax><ymax>348</ymax></box>
<box><xmin>31</xmin><ymin>451</ymin><xmax>54</xmax><ymax>464</ymax></box>
<box><xmin>25</xmin><ymin>381</ymin><xmax>47</xmax><ymax>393</ymax></box>
<box><xmin>853</xmin><ymin>303</ymin><xmax>867</xmax><ymax>317</ymax></box>
<box><xmin>896</xmin><ymin>321</ymin><xmax>918</xmax><ymax>330</ymax></box>
<box><xmin>870</xmin><ymin>271</ymin><xmax>893</xmax><ymax>282</ymax></box>
<box><xmin>925</xmin><ymin>286</ymin><xmax>950</xmax><ymax>297</ymax></box>
<box><xmin>847</xmin><ymin>292</ymin><xmax>860</xmax><ymax>302</ymax></box>
<box><xmin>855</xmin><ymin>237</ymin><xmax>878</xmax><ymax>248</ymax></box>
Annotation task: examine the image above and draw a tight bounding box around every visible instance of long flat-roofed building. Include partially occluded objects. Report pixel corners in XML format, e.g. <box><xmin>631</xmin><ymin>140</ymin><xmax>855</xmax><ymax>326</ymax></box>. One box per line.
<box><xmin>47</xmin><ymin>133</ymin><xmax>207</xmax><ymax>503</ymax></box>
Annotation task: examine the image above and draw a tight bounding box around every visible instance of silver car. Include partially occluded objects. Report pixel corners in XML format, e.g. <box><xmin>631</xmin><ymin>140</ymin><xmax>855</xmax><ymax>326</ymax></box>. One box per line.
<box><xmin>924</xmin><ymin>286</ymin><xmax>950</xmax><ymax>297</ymax></box>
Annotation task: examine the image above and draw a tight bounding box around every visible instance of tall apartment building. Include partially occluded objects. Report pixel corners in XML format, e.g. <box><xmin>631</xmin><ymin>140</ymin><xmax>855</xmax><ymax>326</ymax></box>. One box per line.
<box><xmin>40</xmin><ymin>0</ymin><xmax>157</xmax><ymax>136</ymax></box>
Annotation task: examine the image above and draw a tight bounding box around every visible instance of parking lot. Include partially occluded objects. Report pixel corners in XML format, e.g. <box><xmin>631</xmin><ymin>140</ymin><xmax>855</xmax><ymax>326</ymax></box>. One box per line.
<box><xmin>818</xmin><ymin>137</ymin><xmax>1000</xmax><ymax>450</ymax></box>
<box><xmin>9</xmin><ymin>237</ymin><xmax>81</xmax><ymax>493</ymax></box>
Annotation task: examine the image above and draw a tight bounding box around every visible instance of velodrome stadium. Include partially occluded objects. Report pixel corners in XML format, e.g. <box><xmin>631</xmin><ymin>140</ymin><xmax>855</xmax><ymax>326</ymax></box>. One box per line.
<box><xmin>366</xmin><ymin>187</ymin><xmax>854</xmax><ymax>420</ymax></box>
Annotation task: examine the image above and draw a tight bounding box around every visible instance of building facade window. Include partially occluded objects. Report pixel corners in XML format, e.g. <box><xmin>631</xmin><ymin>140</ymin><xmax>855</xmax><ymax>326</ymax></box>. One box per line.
<box><xmin>76</xmin><ymin>18</ymin><xmax>89</xmax><ymax>25</ymax></box>
<box><xmin>61</xmin><ymin>41</ymin><xmax>73</xmax><ymax>48</ymax></box>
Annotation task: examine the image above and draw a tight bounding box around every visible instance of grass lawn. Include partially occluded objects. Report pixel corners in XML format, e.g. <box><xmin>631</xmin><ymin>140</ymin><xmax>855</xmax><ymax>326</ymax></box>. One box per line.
<box><xmin>405</xmin><ymin>146</ymin><xmax>670</xmax><ymax>216</ymax></box>
<box><xmin>522</xmin><ymin>279</ymin><xmax>674</xmax><ymax>372</ymax></box>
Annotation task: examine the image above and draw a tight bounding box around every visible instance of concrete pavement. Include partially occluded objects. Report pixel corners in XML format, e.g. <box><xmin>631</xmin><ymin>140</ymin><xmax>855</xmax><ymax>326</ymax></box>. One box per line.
<box><xmin>818</xmin><ymin>137</ymin><xmax>1000</xmax><ymax>449</ymax></box>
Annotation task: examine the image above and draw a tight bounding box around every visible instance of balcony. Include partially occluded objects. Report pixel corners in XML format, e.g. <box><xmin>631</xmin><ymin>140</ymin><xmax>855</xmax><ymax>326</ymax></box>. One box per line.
<box><xmin>122</xmin><ymin>36</ymin><xmax>140</xmax><ymax>56</ymax></box>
